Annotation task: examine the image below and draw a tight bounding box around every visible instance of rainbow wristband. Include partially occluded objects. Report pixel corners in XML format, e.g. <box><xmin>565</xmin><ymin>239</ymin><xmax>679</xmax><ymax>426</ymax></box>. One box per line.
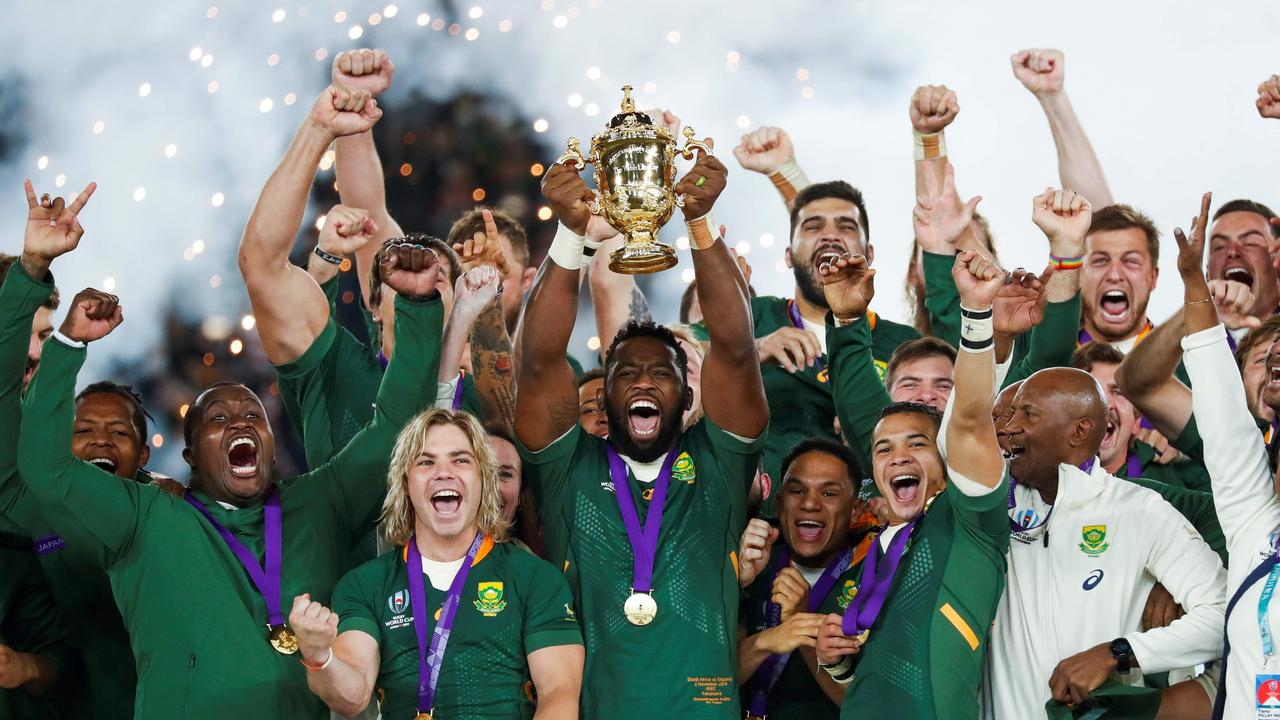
<box><xmin>1050</xmin><ymin>253</ymin><xmax>1084</xmax><ymax>270</ymax></box>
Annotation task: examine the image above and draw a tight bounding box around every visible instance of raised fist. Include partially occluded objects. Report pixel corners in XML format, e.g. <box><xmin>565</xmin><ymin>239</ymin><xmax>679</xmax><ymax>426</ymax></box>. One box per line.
<box><xmin>451</xmin><ymin>264</ymin><xmax>502</xmax><ymax>326</ymax></box>
<box><xmin>309</xmin><ymin>84</ymin><xmax>383</xmax><ymax>138</ymax></box>
<box><xmin>59</xmin><ymin>288</ymin><xmax>123</xmax><ymax>343</ymax></box>
<box><xmin>819</xmin><ymin>252</ymin><xmax>876</xmax><ymax>321</ymax></box>
<box><xmin>1031</xmin><ymin>188</ymin><xmax>1091</xmax><ymax>252</ymax></box>
<box><xmin>380</xmin><ymin>242</ymin><xmax>440</xmax><ymax>299</ymax></box>
<box><xmin>319</xmin><ymin>204</ymin><xmax>377</xmax><ymax>257</ymax></box>
<box><xmin>675</xmin><ymin>143</ymin><xmax>727</xmax><ymax>220</ymax></box>
<box><xmin>952</xmin><ymin>250</ymin><xmax>1006</xmax><ymax>309</ymax></box>
<box><xmin>732</xmin><ymin>127</ymin><xmax>794</xmax><ymax>175</ymax></box>
<box><xmin>23</xmin><ymin>179</ymin><xmax>97</xmax><ymax>277</ymax></box>
<box><xmin>771</xmin><ymin>566</ymin><xmax>812</xmax><ymax>622</ymax></box>
<box><xmin>909</xmin><ymin>85</ymin><xmax>959</xmax><ymax>134</ymax></box>
<box><xmin>1011</xmin><ymin>49</ymin><xmax>1065</xmax><ymax>97</ymax></box>
<box><xmin>289</xmin><ymin>594</ymin><xmax>339</xmax><ymax>666</ymax></box>
<box><xmin>737</xmin><ymin>518</ymin><xmax>778</xmax><ymax>588</ymax></box>
<box><xmin>332</xmin><ymin>48</ymin><xmax>394</xmax><ymax>97</ymax></box>
<box><xmin>540</xmin><ymin>161</ymin><xmax>594</xmax><ymax>236</ymax></box>
<box><xmin>993</xmin><ymin>267</ymin><xmax>1054</xmax><ymax>338</ymax></box>
<box><xmin>913</xmin><ymin>163</ymin><xmax>981</xmax><ymax>253</ymax></box>
<box><xmin>452</xmin><ymin>208</ymin><xmax>510</xmax><ymax>275</ymax></box>
<box><xmin>1258</xmin><ymin>74</ymin><xmax>1280</xmax><ymax>120</ymax></box>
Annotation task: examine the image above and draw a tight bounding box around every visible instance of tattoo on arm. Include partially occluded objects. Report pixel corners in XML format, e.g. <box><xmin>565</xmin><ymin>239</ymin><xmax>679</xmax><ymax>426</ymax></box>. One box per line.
<box><xmin>547</xmin><ymin>394</ymin><xmax>579</xmax><ymax>430</ymax></box>
<box><xmin>471</xmin><ymin>302</ymin><xmax>516</xmax><ymax>434</ymax></box>
<box><xmin>628</xmin><ymin>285</ymin><xmax>652</xmax><ymax>324</ymax></box>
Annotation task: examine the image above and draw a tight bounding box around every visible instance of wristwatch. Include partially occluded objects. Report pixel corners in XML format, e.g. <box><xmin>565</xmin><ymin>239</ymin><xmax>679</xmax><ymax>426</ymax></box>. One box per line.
<box><xmin>1109</xmin><ymin>637</ymin><xmax>1135</xmax><ymax>673</ymax></box>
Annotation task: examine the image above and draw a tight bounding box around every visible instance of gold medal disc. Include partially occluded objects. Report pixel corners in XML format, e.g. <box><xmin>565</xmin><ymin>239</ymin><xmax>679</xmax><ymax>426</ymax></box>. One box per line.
<box><xmin>268</xmin><ymin>625</ymin><xmax>299</xmax><ymax>655</ymax></box>
<box><xmin>624</xmin><ymin>592</ymin><xmax>658</xmax><ymax>626</ymax></box>
<box><xmin>415</xmin><ymin>713</ymin><xmax>433</xmax><ymax>720</ymax></box>
<box><xmin>854</xmin><ymin>629</ymin><xmax>870</xmax><ymax>644</ymax></box>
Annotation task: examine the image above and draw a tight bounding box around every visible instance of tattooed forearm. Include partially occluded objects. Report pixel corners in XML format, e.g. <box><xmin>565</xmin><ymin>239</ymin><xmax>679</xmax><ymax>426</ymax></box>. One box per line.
<box><xmin>628</xmin><ymin>285</ymin><xmax>652</xmax><ymax>323</ymax></box>
<box><xmin>471</xmin><ymin>301</ymin><xmax>516</xmax><ymax>433</ymax></box>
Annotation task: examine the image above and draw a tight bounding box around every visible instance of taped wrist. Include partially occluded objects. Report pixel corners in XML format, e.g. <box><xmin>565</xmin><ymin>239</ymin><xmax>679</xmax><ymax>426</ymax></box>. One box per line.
<box><xmin>768</xmin><ymin>159</ymin><xmax>810</xmax><ymax>195</ymax></box>
<box><xmin>960</xmin><ymin>305</ymin><xmax>994</xmax><ymax>352</ymax></box>
<box><xmin>548</xmin><ymin>223</ymin><xmax>587</xmax><ymax>270</ymax></box>
<box><xmin>686</xmin><ymin>212</ymin><xmax>720</xmax><ymax>250</ymax></box>
<box><xmin>913</xmin><ymin>130</ymin><xmax>947</xmax><ymax>161</ymax></box>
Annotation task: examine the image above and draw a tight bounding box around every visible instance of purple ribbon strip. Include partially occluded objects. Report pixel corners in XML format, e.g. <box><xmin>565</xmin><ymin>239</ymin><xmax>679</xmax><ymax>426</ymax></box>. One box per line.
<box><xmin>841</xmin><ymin>520</ymin><xmax>917</xmax><ymax>637</ymax></box>
<box><xmin>1125</xmin><ymin>450</ymin><xmax>1142</xmax><ymax>479</ymax></box>
<box><xmin>748</xmin><ymin>544</ymin><xmax>854</xmax><ymax>716</ymax></box>
<box><xmin>787</xmin><ymin>300</ymin><xmax>825</xmax><ymax>372</ymax></box>
<box><xmin>606</xmin><ymin>445</ymin><xmax>678</xmax><ymax>596</ymax></box>
<box><xmin>451</xmin><ymin>373</ymin><xmax>465</xmax><ymax>411</ymax></box>
<box><xmin>408</xmin><ymin>531</ymin><xmax>484</xmax><ymax>717</ymax></box>
<box><xmin>185</xmin><ymin>489</ymin><xmax>285</xmax><ymax>627</ymax></box>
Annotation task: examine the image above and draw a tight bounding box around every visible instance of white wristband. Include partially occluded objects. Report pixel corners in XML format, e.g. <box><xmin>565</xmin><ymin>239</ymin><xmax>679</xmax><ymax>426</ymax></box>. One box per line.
<box><xmin>53</xmin><ymin>330</ymin><xmax>85</xmax><ymax>349</ymax></box>
<box><xmin>582</xmin><ymin>234</ymin><xmax>604</xmax><ymax>264</ymax></box>
<box><xmin>913</xmin><ymin>130</ymin><xmax>947</xmax><ymax>161</ymax></box>
<box><xmin>548</xmin><ymin>223</ymin><xmax>588</xmax><ymax>271</ymax></box>
<box><xmin>959</xmin><ymin>305</ymin><xmax>994</xmax><ymax>353</ymax></box>
<box><xmin>686</xmin><ymin>212</ymin><xmax>721</xmax><ymax>250</ymax></box>
<box><xmin>772</xmin><ymin>159</ymin><xmax>810</xmax><ymax>193</ymax></box>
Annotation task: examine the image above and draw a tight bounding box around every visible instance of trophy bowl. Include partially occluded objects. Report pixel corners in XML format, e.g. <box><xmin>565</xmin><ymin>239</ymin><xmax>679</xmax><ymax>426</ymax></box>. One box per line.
<box><xmin>557</xmin><ymin>85</ymin><xmax>711</xmax><ymax>275</ymax></box>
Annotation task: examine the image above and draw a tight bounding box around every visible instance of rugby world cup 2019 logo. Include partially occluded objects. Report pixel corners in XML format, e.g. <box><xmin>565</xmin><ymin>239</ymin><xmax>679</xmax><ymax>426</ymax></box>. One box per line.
<box><xmin>475</xmin><ymin>582</ymin><xmax>507</xmax><ymax>616</ymax></box>
<box><xmin>388</xmin><ymin>590</ymin><xmax>409</xmax><ymax>615</ymax></box>
<box><xmin>1079</xmin><ymin>525</ymin><xmax>1110</xmax><ymax>557</ymax></box>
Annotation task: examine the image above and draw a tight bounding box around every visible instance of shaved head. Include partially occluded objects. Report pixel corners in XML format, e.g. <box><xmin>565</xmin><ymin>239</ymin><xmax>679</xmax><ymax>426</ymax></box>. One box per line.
<box><xmin>1002</xmin><ymin>367</ymin><xmax>1108</xmax><ymax>496</ymax></box>
<box><xmin>1024</xmin><ymin>368</ymin><xmax>1109</xmax><ymax>449</ymax></box>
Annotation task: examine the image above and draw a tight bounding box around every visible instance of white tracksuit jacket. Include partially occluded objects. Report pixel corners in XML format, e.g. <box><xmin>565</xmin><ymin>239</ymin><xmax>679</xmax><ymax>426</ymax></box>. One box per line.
<box><xmin>1184</xmin><ymin>323</ymin><xmax>1280</xmax><ymax>718</ymax></box>
<box><xmin>981</xmin><ymin>455</ymin><xmax>1227</xmax><ymax>718</ymax></box>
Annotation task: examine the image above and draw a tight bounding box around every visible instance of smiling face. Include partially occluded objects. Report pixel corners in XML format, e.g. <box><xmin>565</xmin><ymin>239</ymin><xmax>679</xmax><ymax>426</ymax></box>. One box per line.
<box><xmin>604</xmin><ymin>336</ymin><xmax>690</xmax><ymax>462</ymax></box>
<box><xmin>74</xmin><ymin>392</ymin><xmax>149</xmax><ymax>480</ymax></box>
<box><xmin>409</xmin><ymin>423</ymin><xmax>483</xmax><ymax>541</ymax></box>
<box><xmin>871</xmin><ymin>411</ymin><xmax>945</xmax><ymax>524</ymax></box>
<box><xmin>1088</xmin><ymin>362</ymin><xmax>1139</xmax><ymax>472</ymax></box>
<box><xmin>992</xmin><ymin>382</ymin><xmax>1021</xmax><ymax>459</ymax></box>
<box><xmin>1080</xmin><ymin>227</ymin><xmax>1158</xmax><ymax>342</ymax></box>
<box><xmin>778</xmin><ymin>450</ymin><xmax>856</xmax><ymax>565</ymax></box>
<box><xmin>489</xmin><ymin>435</ymin><xmax>522</xmax><ymax>525</ymax></box>
<box><xmin>183</xmin><ymin>384</ymin><xmax>276</xmax><ymax>505</ymax></box>
<box><xmin>1208</xmin><ymin>211</ymin><xmax>1279</xmax><ymax>316</ymax></box>
<box><xmin>787</xmin><ymin>197</ymin><xmax>872</xmax><ymax>308</ymax></box>
<box><xmin>1242</xmin><ymin>334</ymin><xmax>1278</xmax><ymax>421</ymax></box>
<box><xmin>1002</xmin><ymin>370</ymin><xmax>1105</xmax><ymax>490</ymax></box>
<box><xmin>888</xmin><ymin>355</ymin><xmax>954</xmax><ymax>413</ymax></box>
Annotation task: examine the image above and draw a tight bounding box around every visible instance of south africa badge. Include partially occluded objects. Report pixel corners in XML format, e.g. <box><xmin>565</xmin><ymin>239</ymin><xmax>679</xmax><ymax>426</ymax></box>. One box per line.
<box><xmin>1079</xmin><ymin>525</ymin><xmax>1110</xmax><ymax>557</ymax></box>
<box><xmin>475</xmin><ymin>582</ymin><xmax>507</xmax><ymax>616</ymax></box>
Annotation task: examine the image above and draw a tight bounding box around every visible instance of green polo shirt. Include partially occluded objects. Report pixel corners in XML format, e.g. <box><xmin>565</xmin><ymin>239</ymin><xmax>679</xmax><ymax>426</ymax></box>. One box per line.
<box><xmin>332</xmin><ymin>539</ymin><xmax>581</xmax><ymax>718</ymax></box>
<box><xmin>0</xmin><ymin>532</ymin><xmax>74</xmax><ymax>719</ymax></box>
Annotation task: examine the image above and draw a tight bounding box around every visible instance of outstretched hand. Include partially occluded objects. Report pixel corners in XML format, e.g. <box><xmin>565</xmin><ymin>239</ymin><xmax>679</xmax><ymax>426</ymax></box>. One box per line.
<box><xmin>913</xmin><ymin>163</ymin><xmax>981</xmax><ymax>253</ymax></box>
<box><xmin>59</xmin><ymin>288</ymin><xmax>123</xmax><ymax>343</ymax></box>
<box><xmin>1173</xmin><ymin>192</ymin><xmax>1213</xmax><ymax>281</ymax></box>
<box><xmin>23</xmin><ymin>179</ymin><xmax>97</xmax><ymax>278</ymax></box>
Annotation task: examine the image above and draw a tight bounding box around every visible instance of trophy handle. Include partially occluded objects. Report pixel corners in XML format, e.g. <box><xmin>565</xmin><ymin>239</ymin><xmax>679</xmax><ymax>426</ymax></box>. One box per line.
<box><xmin>557</xmin><ymin>137</ymin><xmax>590</xmax><ymax>169</ymax></box>
<box><xmin>677</xmin><ymin>126</ymin><xmax>714</xmax><ymax>161</ymax></box>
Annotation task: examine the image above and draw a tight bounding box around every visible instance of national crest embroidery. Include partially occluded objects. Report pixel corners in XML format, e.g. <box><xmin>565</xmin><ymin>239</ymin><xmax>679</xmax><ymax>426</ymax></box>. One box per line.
<box><xmin>475</xmin><ymin>581</ymin><xmax>507</xmax><ymax>616</ymax></box>
<box><xmin>1079</xmin><ymin>525</ymin><xmax>1110</xmax><ymax>557</ymax></box>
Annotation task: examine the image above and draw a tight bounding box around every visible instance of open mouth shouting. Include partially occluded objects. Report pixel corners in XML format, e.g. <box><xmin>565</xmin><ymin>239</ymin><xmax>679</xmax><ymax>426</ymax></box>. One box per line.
<box><xmin>627</xmin><ymin>398</ymin><xmax>661</xmax><ymax>440</ymax></box>
<box><xmin>794</xmin><ymin>518</ymin><xmax>827</xmax><ymax>544</ymax></box>
<box><xmin>1098</xmin><ymin>288</ymin><xmax>1131</xmax><ymax>326</ymax></box>
<box><xmin>811</xmin><ymin>241</ymin><xmax>847</xmax><ymax>270</ymax></box>
<box><xmin>430</xmin><ymin>488</ymin><xmax>463</xmax><ymax>517</ymax></box>
<box><xmin>1099</xmin><ymin>408</ymin><xmax>1121</xmax><ymax>458</ymax></box>
<box><xmin>889</xmin><ymin>473</ymin><xmax>922</xmax><ymax>505</ymax></box>
<box><xmin>1224</xmin><ymin>263</ymin><xmax>1255</xmax><ymax>289</ymax></box>
<box><xmin>87</xmin><ymin>456</ymin><xmax>119</xmax><ymax>475</ymax></box>
<box><xmin>227</xmin><ymin>435</ymin><xmax>259</xmax><ymax>478</ymax></box>
<box><xmin>1005</xmin><ymin>443</ymin><xmax>1026</xmax><ymax>464</ymax></box>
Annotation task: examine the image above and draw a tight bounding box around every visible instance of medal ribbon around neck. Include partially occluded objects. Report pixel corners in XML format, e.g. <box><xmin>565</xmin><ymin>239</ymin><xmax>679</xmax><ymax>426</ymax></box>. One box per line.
<box><xmin>185</xmin><ymin>488</ymin><xmax>287</xmax><ymax>634</ymax></box>
<box><xmin>748</xmin><ymin>544</ymin><xmax>854</xmax><ymax>716</ymax></box>
<box><xmin>841</xmin><ymin>519</ymin><xmax>918</xmax><ymax>637</ymax></box>
<box><xmin>606</xmin><ymin>445</ymin><xmax>678</xmax><ymax>599</ymax></box>
<box><xmin>408</xmin><ymin>531</ymin><xmax>485</xmax><ymax>717</ymax></box>
<box><xmin>787</xmin><ymin>299</ymin><xmax>825</xmax><ymax>372</ymax></box>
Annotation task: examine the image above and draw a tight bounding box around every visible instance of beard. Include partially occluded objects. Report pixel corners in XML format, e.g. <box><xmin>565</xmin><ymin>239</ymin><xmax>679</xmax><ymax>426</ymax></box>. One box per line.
<box><xmin>606</xmin><ymin>403</ymin><xmax>684</xmax><ymax>463</ymax></box>
<box><xmin>792</xmin><ymin>261</ymin><xmax>828</xmax><ymax>309</ymax></box>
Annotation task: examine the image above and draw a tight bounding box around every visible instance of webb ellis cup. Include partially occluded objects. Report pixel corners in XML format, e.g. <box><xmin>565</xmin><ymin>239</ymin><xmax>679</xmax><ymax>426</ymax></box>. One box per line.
<box><xmin>557</xmin><ymin>85</ymin><xmax>713</xmax><ymax>274</ymax></box>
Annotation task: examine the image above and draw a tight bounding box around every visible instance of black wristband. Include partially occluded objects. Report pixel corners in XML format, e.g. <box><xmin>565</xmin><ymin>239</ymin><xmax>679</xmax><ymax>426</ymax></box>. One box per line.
<box><xmin>313</xmin><ymin>246</ymin><xmax>343</xmax><ymax>266</ymax></box>
<box><xmin>959</xmin><ymin>306</ymin><xmax>993</xmax><ymax>320</ymax></box>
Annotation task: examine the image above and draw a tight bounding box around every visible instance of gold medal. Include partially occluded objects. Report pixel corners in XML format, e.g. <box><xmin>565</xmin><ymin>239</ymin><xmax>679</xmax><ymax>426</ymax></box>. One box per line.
<box><xmin>854</xmin><ymin>629</ymin><xmax>870</xmax><ymax>644</ymax></box>
<box><xmin>267</xmin><ymin>624</ymin><xmax>298</xmax><ymax>655</ymax></box>
<box><xmin>415</xmin><ymin>713</ymin><xmax>433</xmax><ymax>720</ymax></box>
<box><xmin>624</xmin><ymin>591</ymin><xmax>658</xmax><ymax>626</ymax></box>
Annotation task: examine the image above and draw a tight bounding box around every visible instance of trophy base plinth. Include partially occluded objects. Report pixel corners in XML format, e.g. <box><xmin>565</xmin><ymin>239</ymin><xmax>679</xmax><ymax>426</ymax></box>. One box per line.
<box><xmin>608</xmin><ymin>241</ymin><xmax>678</xmax><ymax>275</ymax></box>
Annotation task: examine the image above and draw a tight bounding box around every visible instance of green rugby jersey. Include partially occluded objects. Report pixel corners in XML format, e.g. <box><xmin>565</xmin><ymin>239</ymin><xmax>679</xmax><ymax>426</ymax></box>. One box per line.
<box><xmin>738</xmin><ymin>541</ymin><xmax>869</xmax><ymax>720</ymax></box>
<box><xmin>0</xmin><ymin>532</ymin><xmax>74</xmax><ymax>719</ymax></box>
<box><xmin>694</xmin><ymin>295</ymin><xmax>916</xmax><ymax>515</ymax></box>
<box><xmin>332</xmin><ymin>538</ymin><xmax>581</xmax><ymax>719</ymax></box>
<box><xmin>518</xmin><ymin>420</ymin><xmax>764</xmax><ymax>719</ymax></box>
<box><xmin>841</xmin><ymin>483</ymin><xmax>1010</xmax><ymax>719</ymax></box>
<box><xmin>17</xmin><ymin>295</ymin><xmax>441</xmax><ymax>719</ymax></box>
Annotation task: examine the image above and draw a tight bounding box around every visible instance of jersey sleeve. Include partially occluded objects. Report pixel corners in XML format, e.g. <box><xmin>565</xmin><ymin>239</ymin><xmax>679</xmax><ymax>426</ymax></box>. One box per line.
<box><xmin>1001</xmin><ymin>293</ymin><xmax>1083</xmax><ymax>389</ymax></box>
<box><xmin>944</xmin><ymin>467</ymin><xmax>1010</xmax><ymax>551</ymax></box>
<box><xmin>517</xmin><ymin>423</ymin><xmax>588</xmax><ymax>514</ymax></box>
<box><xmin>702</xmin><ymin>417</ymin><xmax>767</xmax><ymax>492</ymax></box>
<box><xmin>17</xmin><ymin>338</ymin><xmax>148</xmax><ymax>563</ymax></box>
<box><xmin>332</xmin><ymin>563</ymin><xmax>383</xmax><ymax>642</ymax></box>
<box><xmin>294</xmin><ymin>295</ymin><xmax>443</xmax><ymax>545</ymax></box>
<box><xmin>827</xmin><ymin>314</ymin><xmax>892</xmax><ymax>477</ymax></box>
<box><xmin>1124</xmin><ymin>490</ymin><xmax>1227</xmax><ymax>672</ymax></box>
<box><xmin>1181</xmin><ymin>323</ymin><xmax>1280</xmax><ymax>554</ymax></box>
<box><xmin>921</xmin><ymin>252</ymin><xmax>961</xmax><ymax>348</ymax></box>
<box><xmin>520</xmin><ymin>554</ymin><xmax>583</xmax><ymax>654</ymax></box>
<box><xmin>0</xmin><ymin>263</ymin><xmax>54</xmax><ymax>526</ymax></box>
<box><xmin>0</xmin><ymin>544</ymin><xmax>75</xmax><ymax>678</ymax></box>
<box><xmin>1127</xmin><ymin>477</ymin><xmax>1226</xmax><ymax>562</ymax></box>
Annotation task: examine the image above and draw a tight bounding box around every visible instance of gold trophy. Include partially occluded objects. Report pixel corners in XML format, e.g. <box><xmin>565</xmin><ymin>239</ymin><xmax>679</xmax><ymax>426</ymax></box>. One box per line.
<box><xmin>557</xmin><ymin>85</ymin><xmax>712</xmax><ymax>274</ymax></box>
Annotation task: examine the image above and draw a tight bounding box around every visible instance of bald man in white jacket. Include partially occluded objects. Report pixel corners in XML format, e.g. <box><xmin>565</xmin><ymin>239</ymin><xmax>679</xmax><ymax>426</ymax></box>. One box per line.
<box><xmin>979</xmin><ymin>368</ymin><xmax>1225</xmax><ymax>718</ymax></box>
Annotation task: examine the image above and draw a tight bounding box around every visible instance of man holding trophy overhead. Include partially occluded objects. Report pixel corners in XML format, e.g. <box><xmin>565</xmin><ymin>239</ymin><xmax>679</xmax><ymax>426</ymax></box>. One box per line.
<box><xmin>516</xmin><ymin>88</ymin><xmax>770</xmax><ymax>718</ymax></box>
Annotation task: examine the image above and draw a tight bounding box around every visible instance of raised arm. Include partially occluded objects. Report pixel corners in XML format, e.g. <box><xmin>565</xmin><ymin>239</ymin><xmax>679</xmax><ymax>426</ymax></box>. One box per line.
<box><xmin>18</xmin><ymin>289</ymin><xmax>139</xmax><ymax>559</ymax></box>
<box><xmin>1115</xmin><ymin>310</ymin><xmax>1193</xmax><ymax>440</ymax></box>
<box><xmin>467</xmin><ymin>285</ymin><xmax>517</xmax><ymax>435</ymax></box>
<box><xmin>733</xmin><ymin>126</ymin><xmax>808</xmax><ymax>210</ymax></box>
<box><xmin>679</xmin><ymin>147</ymin><xmax>768</xmax><ymax>437</ymax></box>
<box><xmin>515</xmin><ymin>161</ymin><xmax>595</xmax><ymax>451</ymax></box>
<box><xmin>589</xmin><ymin>223</ymin><xmax>652</xmax><ymax>356</ymax></box>
<box><xmin>943</xmin><ymin>252</ymin><xmax>1007</xmax><ymax>487</ymax></box>
<box><xmin>305</xmin><ymin>204</ymin><xmax>376</xmax><ymax>288</ymax></box>
<box><xmin>821</xmin><ymin>252</ymin><xmax>889</xmax><ymax>472</ymax></box>
<box><xmin>912</xmin><ymin>158</ymin><xmax>982</xmax><ymax>348</ymax></box>
<box><xmin>1012</xmin><ymin>49</ymin><xmax>1114</xmax><ymax>208</ymax></box>
<box><xmin>238</xmin><ymin>84</ymin><xmax>382</xmax><ymax>366</ymax></box>
<box><xmin>331</xmin><ymin>49</ymin><xmax>403</xmax><ymax>309</ymax></box>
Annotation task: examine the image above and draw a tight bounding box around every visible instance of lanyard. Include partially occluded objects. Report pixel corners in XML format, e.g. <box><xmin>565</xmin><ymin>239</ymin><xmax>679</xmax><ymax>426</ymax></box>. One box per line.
<box><xmin>407</xmin><ymin>531</ymin><xmax>485</xmax><ymax>716</ymax></box>
<box><xmin>451</xmin><ymin>371</ymin><xmax>465</xmax><ymax>411</ymax></box>
<box><xmin>606</xmin><ymin>446</ymin><xmax>678</xmax><ymax>596</ymax></box>
<box><xmin>747</xmin><ymin>545</ymin><xmax>854</xmax><ymax>715</ymax></box>
<box><xmin>1262</xmin><ymin>538</ymin><xmax>1280</xmax><ymax>662</ymax></box>
<box><xmin>841</xmin><ymin>520</ymin><xmax>917</xmax><ymax>637</ymax></box>
<box><xmin>185</xmin><ymin>489</ymin><xmax>285</xmax><ymax>628</ymax></box>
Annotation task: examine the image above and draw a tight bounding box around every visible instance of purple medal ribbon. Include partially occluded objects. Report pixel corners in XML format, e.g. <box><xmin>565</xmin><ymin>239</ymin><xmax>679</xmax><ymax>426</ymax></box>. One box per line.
<box><xmin>408</xmin><ymin>531</ymin><xmax>485</xmax><ymax>717</ymax></box>
<box><xmin>451</xmin><ymin>372</ymin><xmax>465</xmax><ymax>411</ymax></box>
<box><xmin>185</xmin><ymin>489</ymin><xmax>286</xmax><ymax>629</ymax></box>
<box><xmin>606</xmin><ymin>445</ymin><xmax>678</xmax><ymax>597</ymax></box>
<box><xmin>1125</xmin><ymin>450</ymin><xmax>1142</xmax><ymax>479</ymax></box>
<box><xmin>841</xmin><ymin>520</ymin><xmax>917</xmax><ymax>637</ymax></box>
<box><xmin>787</xmin><ymin>300</ymin><xmax>825</xmax><ymax>372</ymax></box>
<box><xmin>377</xmin><ymin>349</ymin><xmax>389</xmax><ymax>370</ymax></box>
<box><xmin>747</xmin><ymin>545</ymin><xmax>853</xmax><ymax>716</ymax></box>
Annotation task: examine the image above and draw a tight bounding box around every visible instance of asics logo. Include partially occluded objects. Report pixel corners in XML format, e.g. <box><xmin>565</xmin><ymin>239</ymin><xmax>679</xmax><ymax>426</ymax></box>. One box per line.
<box><xmin>1082</xmin><ymin>569</ymin><xmax>1104</xmax><ymax>591</ymax></box>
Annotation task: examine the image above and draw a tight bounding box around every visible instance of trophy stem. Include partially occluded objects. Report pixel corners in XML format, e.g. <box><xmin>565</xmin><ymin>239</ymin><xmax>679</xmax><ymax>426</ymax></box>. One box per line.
<box><xmin>609</xmin><ymin>231</ymin><xmax>679</xmax><ymax>275</ymax></box>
